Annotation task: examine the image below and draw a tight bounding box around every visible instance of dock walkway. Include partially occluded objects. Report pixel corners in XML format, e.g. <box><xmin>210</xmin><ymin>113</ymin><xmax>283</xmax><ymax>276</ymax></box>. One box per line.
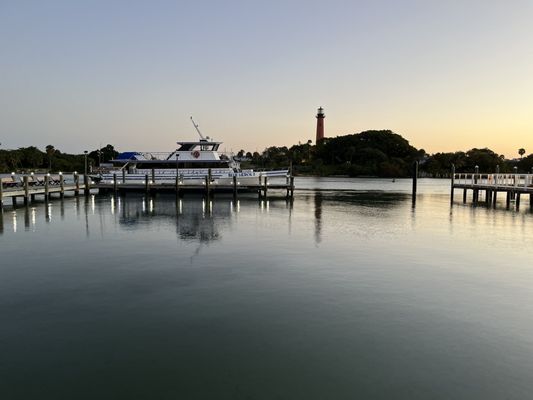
<box><xmin>94</xmin><ymin>174</ymin><xmax>295</xmax><ymax>199</ymax></box>
<box><xmin>1</xmin><ymin>173</ymin><xmax>294</xmax><ymax>209</ymax></box>
<box><xmin>451</xmin><ymin>172</ymin><xmax>533</xmax><ymax>209</ymax></box>
<box><xmin>0</xmin><ymin>174</ymin><xmax>88</xmax><ymax>207</ymax></box>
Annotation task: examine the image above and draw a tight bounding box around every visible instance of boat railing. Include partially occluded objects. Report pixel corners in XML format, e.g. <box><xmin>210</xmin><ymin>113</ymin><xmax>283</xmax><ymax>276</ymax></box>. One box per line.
<box><xmin>128</xmin><ymin>151</ymin><xmax>236</xmax><ymax>161</ymax></box>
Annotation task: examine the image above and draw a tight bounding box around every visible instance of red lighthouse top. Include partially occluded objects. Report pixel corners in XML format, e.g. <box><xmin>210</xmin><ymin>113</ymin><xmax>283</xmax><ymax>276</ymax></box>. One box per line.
<box><xmin>316</xmin><ymin>106</ymin><xmax>325</xmax><ymax>143</ymax></box>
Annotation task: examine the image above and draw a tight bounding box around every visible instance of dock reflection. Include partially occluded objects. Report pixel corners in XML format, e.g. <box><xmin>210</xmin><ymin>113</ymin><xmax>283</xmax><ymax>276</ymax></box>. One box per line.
<box><xmin>0</xmin><ymin>191</ymin><xmax>408</xmax><ymax>239</ymax></box>
<box><xmin>0</xmin><ymin>191</ymin><xmax>403</xmax><ymax>238</ymax></box>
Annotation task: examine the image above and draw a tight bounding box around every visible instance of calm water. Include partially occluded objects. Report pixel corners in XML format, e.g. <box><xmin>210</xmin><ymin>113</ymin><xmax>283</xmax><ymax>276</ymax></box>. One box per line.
<box><xmin>1</xmin><ymin>177</ymin><xmax>533</xmax><ymax>399</ymax></box>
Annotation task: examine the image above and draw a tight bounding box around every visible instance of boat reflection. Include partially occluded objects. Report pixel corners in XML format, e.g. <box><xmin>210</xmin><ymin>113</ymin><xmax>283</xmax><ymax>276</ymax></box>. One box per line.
<box><xmin>0</xmin><ymin>190</ymin><xmax>408</xmax><ymax>239</ymax></box>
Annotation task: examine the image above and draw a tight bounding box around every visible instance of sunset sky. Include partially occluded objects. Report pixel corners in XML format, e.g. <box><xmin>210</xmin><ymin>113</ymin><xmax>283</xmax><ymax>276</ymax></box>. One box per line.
<box><xmin>1</xmin><ymin>0</ymin><xmax>532</xmax><ymax>158</ymax></box>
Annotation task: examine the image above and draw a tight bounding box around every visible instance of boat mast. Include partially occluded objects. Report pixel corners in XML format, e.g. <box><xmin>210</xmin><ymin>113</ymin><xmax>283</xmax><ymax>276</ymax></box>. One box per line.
<box><xmin>190</xmin><ymin>116</ymin><xmax>209</xmax><ymax>141</ymax></box>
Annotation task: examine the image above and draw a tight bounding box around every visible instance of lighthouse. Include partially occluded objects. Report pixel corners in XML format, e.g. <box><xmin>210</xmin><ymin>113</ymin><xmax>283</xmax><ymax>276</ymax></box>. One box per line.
<box><xmin>316</xmin><ymin>107</ymin><xmax>325</xmax><ymax>143</ymax></box>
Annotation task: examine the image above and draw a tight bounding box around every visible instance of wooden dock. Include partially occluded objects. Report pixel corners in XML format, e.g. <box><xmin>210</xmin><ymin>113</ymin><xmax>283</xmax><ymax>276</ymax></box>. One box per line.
<box><xmin>1</xmin><ymin>173</ymin><xmax>294</xmax><ymax>209</ymax></box>
<box><xmin>451</xmin><ymin>171</ymin><xmax>533</xmax><ymax>210</ymax></box>
<box><xmin>0</xmin><ymin>174</ymin><xmax>89</xmax><ymax>207</ymax></box>
<box><xmin>94</xmin><ymin>174</ymin><xmax>295</xmax><ymax>199</ymax></box>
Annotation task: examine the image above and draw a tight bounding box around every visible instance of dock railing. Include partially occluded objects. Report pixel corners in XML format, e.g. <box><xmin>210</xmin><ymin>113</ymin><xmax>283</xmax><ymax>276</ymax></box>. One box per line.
<box><xmin>453</xmin><ymin>173</ymin><xmax>533</xmax><ymax>189</ymax></box>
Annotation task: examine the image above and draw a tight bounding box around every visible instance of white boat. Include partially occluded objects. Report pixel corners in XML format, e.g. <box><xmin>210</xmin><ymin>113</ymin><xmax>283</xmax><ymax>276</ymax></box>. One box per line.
<box><xmin>98</xmin><ymin>118</ymin><xmax>289</xmax><ymax>185</ymax></box>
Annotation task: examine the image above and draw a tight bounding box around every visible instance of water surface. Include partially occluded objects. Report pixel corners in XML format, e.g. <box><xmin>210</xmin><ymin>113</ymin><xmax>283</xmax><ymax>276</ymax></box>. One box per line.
<box><xmin>1</xmin><ymin>178</ymin><xmax>533</xmax><ymax>399</ymax></box>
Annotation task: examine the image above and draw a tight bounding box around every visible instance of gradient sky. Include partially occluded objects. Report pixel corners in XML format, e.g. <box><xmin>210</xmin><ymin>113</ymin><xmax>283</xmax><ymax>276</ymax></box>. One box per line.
<box><xmin>1</xmin><ymin>0</ymin><xmax>532</xmax><ymax>157</ymax></box>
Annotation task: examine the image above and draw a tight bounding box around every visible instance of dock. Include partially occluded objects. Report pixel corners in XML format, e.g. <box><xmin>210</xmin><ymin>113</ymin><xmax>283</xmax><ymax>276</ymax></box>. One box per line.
<box><xmin>94</xmin><ymin>174</ymin><xmax>295</xmax><ymax>199</ymax></box>
<box><xmin>451</xmin><ymin>171</ymin><xmax>533</xmax><ymax>210</ymax></box>
<box><xmin>1</xmin><ymin>173</ymin><xmax>295</xmax><ymax>209</ymax></box>
<box><xmin>0</xmin><ymin>174</ymin><xmax>89</xmax><ymax>207</ymax></box>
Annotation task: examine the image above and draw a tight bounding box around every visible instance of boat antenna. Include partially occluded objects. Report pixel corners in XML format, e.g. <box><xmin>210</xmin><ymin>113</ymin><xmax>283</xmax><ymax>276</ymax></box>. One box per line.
<box><xmin>190</xmin><ymin>116</ymin><xmax>207</xmax><ymax>141</ymax></box>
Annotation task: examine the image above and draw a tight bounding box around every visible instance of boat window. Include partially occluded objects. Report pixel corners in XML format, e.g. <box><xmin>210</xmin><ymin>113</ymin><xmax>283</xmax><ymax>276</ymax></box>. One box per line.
<box><xmin>177</xmin><ymin>143</ymin><xmax>194</xmax><ymax>151</ymax></box>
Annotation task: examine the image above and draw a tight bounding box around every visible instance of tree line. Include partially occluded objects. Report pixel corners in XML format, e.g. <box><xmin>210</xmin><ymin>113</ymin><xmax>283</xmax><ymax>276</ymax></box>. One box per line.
<box><xmin>0</xmin><ymin>145</ymin><xmax>118</xmax><ymax>173</ymax></box>
<box><xmin>1</xmin><ymin>131</ymin><xmax>531</xmax><ymax>177</ymax></box>
<box><xmin>239</xmin><ymin>130</ymin><xmax>532</xmax><ymax>177</ymax></box>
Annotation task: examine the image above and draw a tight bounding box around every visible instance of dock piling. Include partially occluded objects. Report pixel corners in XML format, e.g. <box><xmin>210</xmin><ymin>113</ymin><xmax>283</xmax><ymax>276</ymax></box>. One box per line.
<box><xmin>450</xmin><ymin>164</ymin><xmax>455</xmax><ymax>204</ymax></box>
<box><xmin>23</xmin><ymin>176</ymin><xmax>29</xmax><ymax>205</ymax></box>
<box><xmin>74</xmin><ymin>173</ymin><xmax>79</xmax><ymax>196</ymax></box>
<box><xmin>84</xmin><ymin>174</ymin><xmax>90</xmax><ymax>196</ymax></box>
<box><xmin>412</xmin><ymin>161</ymin><xmax>418</xmax><ymax>198</ymax></box>
<box><xmin>59</xmin><ymin>174</ymin><xmax>64</xmax><ymax>198</ymax></box>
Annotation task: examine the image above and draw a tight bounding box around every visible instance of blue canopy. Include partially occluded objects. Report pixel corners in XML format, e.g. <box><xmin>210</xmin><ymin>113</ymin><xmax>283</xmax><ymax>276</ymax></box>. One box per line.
<box><xmin>116</xmin><ymin>152</ymin><xmax>140</xmax><ymax>160</ymax></box>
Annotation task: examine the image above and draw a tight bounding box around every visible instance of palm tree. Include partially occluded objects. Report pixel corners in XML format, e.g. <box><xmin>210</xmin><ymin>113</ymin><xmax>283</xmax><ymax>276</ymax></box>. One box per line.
<box><xmin>46</xmin><ymin>145</ymin><xmax>55</xmax><ymax>170</ymax></box>
<box><xmin>519</xmin><ymin>148</ymin><xmax>526</xmax><ymax>159</ymax></box>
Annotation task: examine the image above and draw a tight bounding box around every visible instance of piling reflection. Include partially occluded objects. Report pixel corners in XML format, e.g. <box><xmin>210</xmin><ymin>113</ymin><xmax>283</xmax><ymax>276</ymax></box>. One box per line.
<box><xmin>24</xmin><ymin>206</ymin><xmax>30</xmax><ymax>231</ymax></box>
<box><xmin>314</xmin><ymin>192</ymin><xmax>322</xmax><ymax>245</ymax></box>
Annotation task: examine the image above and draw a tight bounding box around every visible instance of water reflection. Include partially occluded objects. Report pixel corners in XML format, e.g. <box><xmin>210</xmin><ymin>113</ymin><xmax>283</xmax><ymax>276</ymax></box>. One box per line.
<box><xmin>115</xmin><ymin>194</ymin><xmax>233</xmax><ymax>243</ymax></box>
<box><xmin>314</xmin><ymin>192</ymin><xmax>322</xmax><ymax>244</ymax></box>
<box><xmin>0</xmin><ymin>190</ymin><xmax>410</xmax><ymax>239</ymax></box>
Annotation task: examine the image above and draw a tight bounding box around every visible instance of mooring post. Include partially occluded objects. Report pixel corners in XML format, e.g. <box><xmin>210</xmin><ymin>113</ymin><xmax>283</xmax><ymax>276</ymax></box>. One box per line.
<box><xmin>151</xmin><ymin>168</ymin><xmax>155</xmax><ymax>184</ymax></box>
<box><xmin>207</xmin><ymin>168</ymin><xmax>212</xmax><ymax>198</ymax></box>
<box><xmin>530</xmin><ymin>193</ymin><xmax>533</xmax><ymax>210</ymax></box>
<box><xmin>113</xmin><ymin>173</ymin><xmax>118</xmax><ymax>193</ymax></box>
<box><xmin>290</xmin><ymin>176</ymin><xmax>295</xmax><ymax>198</ymax></box>
<box><xmin>0</xmin><ymin>179</ymin><xmax>3</xmax><ymax>208</ymax></box>
<box><xmin>84</xmin><ymin>174</ymin><xmax>90</xmax><ymax>196</ymax></box>
<box><xmin>23</xmin><ymin>176</ymin><xmax>29</xmax><ymax>205</ymax></box>
<box><xmin>122</xmin><ymin>169</ymin><xmax>126</xmax><ymax>184</ymax></box>
<box><xmin>175</xmin><ymin>175</ymin><xmax>180</xmax><ymax>197</ymax></box>
<box><xmin>493</xmin><ymin>190</ymin><xmax>497</xmax><ymax>207</ymax></box>
<box><xmin>463</xmin><ymin>188</ymin><xmax>467</xmax><ymax>203</ymax></box>
<box><xmin>516</xmin><ymin>193</ymin><xmax>521</xmax><ymax>210</ymax></box>
<box><xmin>506</xmin><ymin>191</ymin><xmax>511</xmax><ymax>209</ymax></box>
<box><xmin>233</xmin><ymin>175</ymin><xmax>237</xmax><ymax>198</ymax></box>
<box><xmin>450</xmin><ymin>164</ymin><xmax>455</xmax><ymax>204</ymax></box>
<box><xmin>412</xmin><ymin>161</ymin><xmax>419</xmax><ymax>198</ymax></box>
<box><xmin>45</xmin><ymin>176</ymin><xmax>50</xmax><ymax>200</ymax></box>
<box><xmin>145</xmin><ymin>174</ymin><xmax>149</xmax><ymax>194</ymax></box>
<box><xmin>263</xmin><ymin>176</ymin><xmax>268</xmax><ymax>198</ymax></box>
<box><xmin>74</xmin><ymin>172</ymin><xmax>79</xmax><ymax>196</ymax></box>
<box><xmin>59</xmin><ymin>173</ymin><xmax>64</xmax><ymax>198</ymax></box>
<box><xmin>512</xmin><ymin>166</ymin><xmax>518</xmax><ymax>199</ymax></box>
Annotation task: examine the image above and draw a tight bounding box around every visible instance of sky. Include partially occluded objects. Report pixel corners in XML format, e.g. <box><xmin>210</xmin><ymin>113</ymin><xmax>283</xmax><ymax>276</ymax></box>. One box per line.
<box><xmin>1</xmin><ymin>0</ymin><xmax>532</xmax><ymax>158</ymax></box>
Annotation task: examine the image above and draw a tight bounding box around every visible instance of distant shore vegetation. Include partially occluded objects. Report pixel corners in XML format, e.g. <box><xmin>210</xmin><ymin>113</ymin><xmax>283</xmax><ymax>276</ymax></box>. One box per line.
<box><xmin>1</xmin><ymin>131</ymin><xmax>531</xmax><ymax>177</ymax></box>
